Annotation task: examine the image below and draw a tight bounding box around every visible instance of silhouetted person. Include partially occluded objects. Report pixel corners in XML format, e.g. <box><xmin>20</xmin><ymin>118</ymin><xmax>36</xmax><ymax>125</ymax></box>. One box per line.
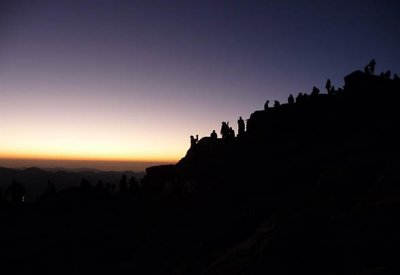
<box><xmin>384</xmin><ymin>70</ymin><xmax>391</xmax><ymax>79</ymax></box>
<box><xmin>326</xmin><ymin>79</ymin><xmax>335</xmax><ymax>95</ymax></box>
<box><xmin>237</xmin><ymin>116</ymin><xmax>245</xmax><ymax>136</ymax></box>
<box><xmin>296</xmin><ymin>93</ymin><xmax>303</xmax><ymax>103</ymax></box>
<box><xmin>331</xmin><ymin>85</ymin><xmax>335</xmax><ymax>92</ymax></box>
<box><xmin>274</xmin><ymin>100</ymin><xmax>280</xmax><ymax>107</ymax></box>
<box><xmin>190</xmin><ymin>135</ymin><xmax>199</xmax><ymax>148</ymax></box>
<box><xmin>221</xmin><ymin>122</ymin><xmax>230</xmax><ymax>139</ymax></box>
<box><xmin>228</xmin><ymin>127</ymin><xmax>235</xmax><ymax>140</ymax></box>
<box><xmin>288</xmin><ymin>94</ymin><xmax>294</xmax><ymax>104</ymax></box>
<box><xmin>210</xmin><ymin>130</ymin><xmax>217</xmax><ymax>139</ymax></box>
<box><xmin>6</xmin><ymin>180</ymin><xmax>26</xmax><ymax>203</ymax></box>
<box><xmin>264</xmin><ymin>100</ymin><xmax>269</xmax><ymax>110</ymax></box>
<box><xmin>311</xmin><ymin>86</ymin><xmax>320</xmax><ymax>96</ymax></box>
<box><xmin>364</xmin><ymin>59</ymin><xmax>376</xmax><ymax>75</ymax></box>
<box><xmin>325</xmin><ymin>79</ymin><xmax>332</xmax><ymax>93</ymax></box>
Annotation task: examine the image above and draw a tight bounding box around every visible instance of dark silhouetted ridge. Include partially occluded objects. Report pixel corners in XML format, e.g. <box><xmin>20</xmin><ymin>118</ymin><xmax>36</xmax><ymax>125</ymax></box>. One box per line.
<box><xmin>140</xmin><ymin>64</ymin><xmax>400</xmax><ymax>274</ymax></box>
<box><xmin>2</xmin><ymin>62</ymin><xmax>400</xmax><ymax>275</ymax></box>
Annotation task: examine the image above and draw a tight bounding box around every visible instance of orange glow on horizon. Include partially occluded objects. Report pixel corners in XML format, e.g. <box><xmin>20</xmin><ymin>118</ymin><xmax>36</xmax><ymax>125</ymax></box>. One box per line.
<box><xmin>0</xmin><ymin>138</ymin><xmax>185</xmax><ymax>163</ymax></box>
<box><xmin>0</xmin><ymin>114</ymin><xmax>191</xmax><ymax>164</ymax></box>
<box><xmin>0</xmin><ymin>153</ymin><xmax>180</xmax><ymax>163</ymax></box>
<box><xmin>0</xmin><ymin>145</ymin><xmax>182</xmax><ymax>163</ymax></box>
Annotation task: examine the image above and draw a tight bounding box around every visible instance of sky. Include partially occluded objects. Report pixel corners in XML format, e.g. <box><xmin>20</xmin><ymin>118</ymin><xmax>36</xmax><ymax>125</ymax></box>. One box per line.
<box><xmin>1</xmin><ymin>0</ymin><xmax>400</xmax><ymax>170</ymax></box>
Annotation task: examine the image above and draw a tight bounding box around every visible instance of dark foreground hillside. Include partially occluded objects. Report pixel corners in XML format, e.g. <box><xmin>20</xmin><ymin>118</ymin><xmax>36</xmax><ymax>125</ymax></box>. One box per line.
<box><xmin>0</xmin><ymin>167</ymin><xmax>143</xmax><ymax>202</ymax></box>
<box><xmin>1</xmin><ymin>65</ymin><xmax>400</xmax><ymax>274</ymax></box>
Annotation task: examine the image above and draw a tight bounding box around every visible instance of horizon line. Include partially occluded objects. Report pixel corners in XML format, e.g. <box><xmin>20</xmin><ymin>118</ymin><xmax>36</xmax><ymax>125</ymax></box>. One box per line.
<box><xmin>0</xmin><ymin>156</ymin><xmax>179</xmax><ymax>163</ymax></box>
<box><xmin>0</xmin><ymin>157</ymin><xmax>178</xmax><ymax>172</ymax></box>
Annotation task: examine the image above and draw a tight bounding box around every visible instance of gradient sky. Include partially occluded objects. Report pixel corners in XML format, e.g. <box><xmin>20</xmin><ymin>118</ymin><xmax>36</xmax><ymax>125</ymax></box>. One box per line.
<box><xmin>1</xmin><ymin>0</ymin><xmax>400</xmax><ymax>168</ymax></box>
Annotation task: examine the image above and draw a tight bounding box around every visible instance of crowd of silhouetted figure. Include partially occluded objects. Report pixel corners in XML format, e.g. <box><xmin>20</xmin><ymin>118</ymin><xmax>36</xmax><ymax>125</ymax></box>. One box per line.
<box><xmin>78</xmin><ymin>174</ymin><xmax>142</xmax><ymax>199</ymax></box>
<box><xmin>0</xmin><ymin>173</ymin><xmax>143</xmax><ymax>208</ymax></box>
<box><xmin>3</xmin><ymin>60</ymin><xmax>398</xmax><ymax>208</ymax></box>
<box><xmin>2</xmin><ymin>60</ymin><xmax>400</xmax><ymax>275</ymax></box>
<box><xmin>190</xmin><ymin>134</ymin><xmax>199</xmax><ymax>148</ymax></box>
<box><xmin>186</xmin><ymin>59</ymin><xmax>399</xmax><ymax>154</ymax></box>
<box><xmin>266</xmin><ymin>58</ymin><xmax>399</xmax><ymax>108</ymax></box>
<box><xmin>189</xmin><ymin>116</ymin><xmax>245</xmax><ymax>148</ymax></box>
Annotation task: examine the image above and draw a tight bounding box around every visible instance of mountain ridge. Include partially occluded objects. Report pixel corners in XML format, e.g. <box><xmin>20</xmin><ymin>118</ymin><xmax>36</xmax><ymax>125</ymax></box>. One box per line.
<box><xmin>2</xmin><ymin>63</ymin><xmax>400</xmax><ymax>274</ymax></box>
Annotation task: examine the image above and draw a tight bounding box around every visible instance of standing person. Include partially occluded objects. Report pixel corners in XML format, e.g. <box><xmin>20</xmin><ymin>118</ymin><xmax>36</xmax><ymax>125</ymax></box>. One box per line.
<box><xmin>364</xmin><ymin>59</ymin><xmax>376</xmax><ymax>75</ymax></box>
<box><xmin>228</xmin><ymin>127</ymin><xmax>235</xmax><ymax>140</ymax></box>
<box><xmin>237</xmin><ymin>116</ymin><xmax>245</xmax><ymax>136</ymax></box>
<box><xmin>190</xmin><ymin>135</ymin><xmax>199</xmax><ymax>148</ymax></box>
<box><xmin>325</xmin><ymin>79</ymin><xmax>332</xmax><ymax>92</ymax></box>
<box><xmin>264</xmin><ymin>100</ymin><xmax>270</xmax><ymax>110</ymax></box>
<box><xmin>288</xmin><ymin>94</ymin><xmax>295</xmax><ymax>104</ymax></box>
<box><xmin>220</xmin><ymin>122</ymin><xmax>229</xmax><ymax>139</ymax></box>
